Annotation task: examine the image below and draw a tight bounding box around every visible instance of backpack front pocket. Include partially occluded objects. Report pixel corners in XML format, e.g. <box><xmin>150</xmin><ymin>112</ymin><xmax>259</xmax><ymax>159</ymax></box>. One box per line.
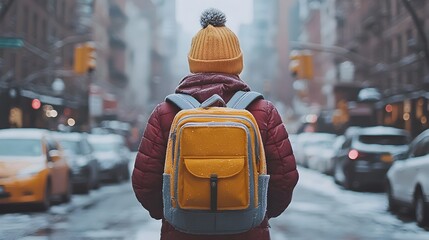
<box><xmin>178</xmin><ymin>157</ymin><xmax>249</xmax><ymax>210</ymax></box>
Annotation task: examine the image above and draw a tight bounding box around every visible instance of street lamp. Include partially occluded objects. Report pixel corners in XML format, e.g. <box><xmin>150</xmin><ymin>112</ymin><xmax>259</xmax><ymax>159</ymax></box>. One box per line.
<box><xmin>52</xmin><ymin>78</ymin><xmax>65</xmax><ymax>96</ymax></box>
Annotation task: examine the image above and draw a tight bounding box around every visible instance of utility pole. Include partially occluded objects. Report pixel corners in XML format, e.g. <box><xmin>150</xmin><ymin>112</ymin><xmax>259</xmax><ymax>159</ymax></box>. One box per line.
<box><xmin>401</xmin><ymin>0</ymin><xmax>429</xmax><ymax>68</ymax></box>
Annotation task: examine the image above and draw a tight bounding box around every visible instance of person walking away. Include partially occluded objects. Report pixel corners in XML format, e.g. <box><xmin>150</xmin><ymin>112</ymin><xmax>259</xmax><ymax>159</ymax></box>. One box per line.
<box><xmin>132</xmin><ymin>8</ymin><xmax>299</xmax><ymax>240</ymax></box>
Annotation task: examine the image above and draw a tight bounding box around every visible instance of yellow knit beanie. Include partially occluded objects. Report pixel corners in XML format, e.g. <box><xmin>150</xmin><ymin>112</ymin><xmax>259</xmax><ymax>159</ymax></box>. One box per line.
<box><xmin>188</xmin><ymin>8</ymin><xmax>243</xmax><ymax>75</ymax></box>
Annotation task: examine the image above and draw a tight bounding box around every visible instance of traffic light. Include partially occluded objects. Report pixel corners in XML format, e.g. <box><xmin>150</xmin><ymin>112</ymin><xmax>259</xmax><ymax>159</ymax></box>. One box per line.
<box><xmin>73</xmin><ymin>44</ymin><xmax>85</xmax><ymax>74</ymax></box>
<box><xmin>85</xmin><ymin>42</ymin><xmax>96</xmax><ymax>72</ymax></box>
<box><xmin>73</xmin><ymin>42</ymin><xmax>96</xmax><ymax>74</ymax></box>
<box><xmin>289</xmin><ymin>50</ymin><xmax>314</xmax><ymax>80</ymax></box>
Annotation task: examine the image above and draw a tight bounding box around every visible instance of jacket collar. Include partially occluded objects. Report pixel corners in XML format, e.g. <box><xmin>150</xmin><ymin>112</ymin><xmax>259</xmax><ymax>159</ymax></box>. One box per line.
<box><xmin>175</xmin><ymin>73</ymin><xmax>251</xmax><ymax>103</ymax></box>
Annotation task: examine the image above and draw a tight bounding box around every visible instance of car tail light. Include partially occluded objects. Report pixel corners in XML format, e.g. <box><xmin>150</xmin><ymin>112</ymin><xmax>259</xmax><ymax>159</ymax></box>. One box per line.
<box><xmin>348</xmin><ymin>149</ymin><xmax>360</xmax><ymax>160</ymax></box>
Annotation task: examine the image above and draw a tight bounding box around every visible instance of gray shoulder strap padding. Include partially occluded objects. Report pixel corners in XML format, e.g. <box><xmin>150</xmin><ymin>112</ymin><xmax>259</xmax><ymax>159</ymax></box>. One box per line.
<box><xmin>200</xmin><ymin>94</ymin><xmax>226</xmax><ymax>108</ymax></box>
<box><xmin>165</xmin><ymin>94</ymin><xmax>200</xmax><ymax>110</ymax></box>
<box><xmin>227</xmin><ymin>91</ymin><xmax>264</xmax><ymax>109</ymax></box>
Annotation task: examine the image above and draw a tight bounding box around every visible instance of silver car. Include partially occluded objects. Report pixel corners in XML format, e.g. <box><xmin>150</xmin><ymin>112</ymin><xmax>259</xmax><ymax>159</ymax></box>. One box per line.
<box><xmin>386</xmin><ymin>129</ymin><xmax>429</xmax><ymax>227</ymax></box>
<box><xmin>88</xmin><ymin>134</ymin><xmax>130</xmax><ymax>183</ymax></box>
<box><xmin>54</xmin><ymin>132</ymin><xmax>100</xmax><ymax>194</ymax></box>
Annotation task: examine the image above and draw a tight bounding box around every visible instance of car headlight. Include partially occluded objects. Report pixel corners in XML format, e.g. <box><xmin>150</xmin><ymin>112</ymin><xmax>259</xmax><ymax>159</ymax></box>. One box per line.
<box><xmin>17</xmin><ymin>166</ymin><xmax>45</xmax><ymax>178</ymax></box>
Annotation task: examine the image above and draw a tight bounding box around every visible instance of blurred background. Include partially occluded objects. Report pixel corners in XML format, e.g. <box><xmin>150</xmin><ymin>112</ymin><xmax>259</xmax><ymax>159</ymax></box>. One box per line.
<box><xmin>1</xmin><ymin>0</ymin><xmax>429</xmax><ymax>239</ymax></box>
<box><xmin>1</xmin><ymin>0</ymin><xmax>429</xmax><ymax>141</ymax></box>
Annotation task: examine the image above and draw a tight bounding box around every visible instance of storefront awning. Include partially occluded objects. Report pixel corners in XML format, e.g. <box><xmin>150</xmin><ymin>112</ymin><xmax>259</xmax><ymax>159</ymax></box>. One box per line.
<box><xmin>375</xmin><ymin>90</ymin><xmax>429</xmax><ymax>108</ymax></box>
<box><xmin>20</xmin><ymin>89</ymin><xmax>84</xmax><ymax>108</ymax></box>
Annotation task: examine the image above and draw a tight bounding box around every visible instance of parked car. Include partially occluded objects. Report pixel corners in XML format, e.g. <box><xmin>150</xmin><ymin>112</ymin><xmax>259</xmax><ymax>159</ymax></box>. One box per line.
<box><xmin>333</xmin><ymin>126</ymin><xmax>410</xmax><ymax>190</ymax></box>
<box><xmin>303</xmin><ymin>133</ymin><xmax>337</xmax><ymax>172</ymax></box>
<box><xmin>294</xmin><ymin>132</ymin><xmax>318</xmax><ymax>167</ymax></box>
<box><xmin>54</xmin><ymin>132</ymin><xmax>100</xmax><ymax>194</ymax></box>
<box><xmin>386</xmin><ymin>129</ymin><xmax>429</xmax><ymax>227</ymax></box>
<box><xmin>308</xmin><ymin>134</ymin><xmax>344</xmax><ymax>175</ymax></box>
<box><xmin>88</xmin><ymin>134</ymin><xmax>130</xmax><ymax>182</ymax></box>
<box><xmin>0</xmin><ymin>128</ymin><xmax>72</xmax><ymax>210</ymax></box>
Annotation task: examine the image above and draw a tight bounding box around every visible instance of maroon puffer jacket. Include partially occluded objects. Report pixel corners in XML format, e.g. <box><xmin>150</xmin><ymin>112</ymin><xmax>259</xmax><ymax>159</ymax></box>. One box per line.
<box><xmin>132</xmin><ymin>73</ymin><xmax>299</xmax><ymax>240</ymax></box>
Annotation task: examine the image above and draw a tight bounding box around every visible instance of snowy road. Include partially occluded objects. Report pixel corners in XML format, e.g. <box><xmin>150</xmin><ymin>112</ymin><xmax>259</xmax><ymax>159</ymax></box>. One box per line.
<box><xmin>0</xmin><ymin>166</ymin><xmax>428</xmax><ymax>239</ymax></box>
<box><xmin>269</xmin><ymin>167</ymin><xmax>429</xmax><ymax>240</ymax></box>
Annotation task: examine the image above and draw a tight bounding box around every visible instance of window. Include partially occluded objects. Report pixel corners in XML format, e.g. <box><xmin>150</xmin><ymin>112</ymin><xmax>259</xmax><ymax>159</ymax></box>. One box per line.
<box><xmin>358</xmin><ymin>135</ymin><xmax>408</xmax><ymax>146</ymax></box>
<box><xmin>412</xmin><ymin>137</ymin><xmax>429</xmax><ymax>157</ymax></box>
<box><xmin>0</xmin><ymin>139</ymin><xmax>43</xmax><ymax>157</ymax></box>
<box><xmin>423</xmin><ymin>138</ymin><xmax>429</xmax><ymax>156</ymax></box>
<box><xmin>342</xmin><ymin>138</ymin><xmax>352</xmax><ymax>149</ymax></box>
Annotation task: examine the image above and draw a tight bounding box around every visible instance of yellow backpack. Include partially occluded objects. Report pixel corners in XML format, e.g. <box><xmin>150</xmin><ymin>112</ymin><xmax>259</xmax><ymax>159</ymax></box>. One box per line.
<box><xmin>162</xmin><ymin>91</ymin><xmax>270</xmax><ymax>235</ymax></box>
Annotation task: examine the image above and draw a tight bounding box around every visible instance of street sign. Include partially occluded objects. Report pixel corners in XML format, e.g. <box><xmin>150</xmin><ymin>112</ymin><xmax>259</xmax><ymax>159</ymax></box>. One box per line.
<box><xmin>0</xmin><ymin>37</ymin><xmax>23</xmax><ymax>48</ymax></box>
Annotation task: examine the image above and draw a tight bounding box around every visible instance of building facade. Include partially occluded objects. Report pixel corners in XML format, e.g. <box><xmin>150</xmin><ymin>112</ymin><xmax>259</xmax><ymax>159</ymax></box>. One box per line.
<box><xmin>241</xmin><ymin>0</ymin><xmax>279</xmax><ymax>100</ymax></box>
<box><xmin>90</xmin><ymin>0</ymin><xmax>129</xmax><ymax>127</ymax></box>
<box><xmin>0</xmin><ymin>0</ymin><xmax>91</xmax><ymax>130</ymax></box>
<box><xmin>335</xmin><ymin>0</ymin><xmax>429</xmax><ymax>137</ymax></box>
<box><xmin>292</xmin><ymin>0</ymin><xmax>429</xmax><ymax>136</ymax></box>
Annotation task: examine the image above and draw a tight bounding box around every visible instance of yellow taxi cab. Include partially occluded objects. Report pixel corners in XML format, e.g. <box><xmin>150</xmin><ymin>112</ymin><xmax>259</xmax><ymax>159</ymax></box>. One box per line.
<box><xmin>0</xmin><ymin>128</ymin><xmax>72</xmax><ymax>210</ymax></box>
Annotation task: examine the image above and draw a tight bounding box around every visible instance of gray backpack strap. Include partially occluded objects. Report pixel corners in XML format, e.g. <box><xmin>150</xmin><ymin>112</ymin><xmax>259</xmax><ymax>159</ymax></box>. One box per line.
<box><xmin>200</xmin><ymin>94</ymin><xmax>226</xmax><ymax>108</ymax></box>
<box><xmin>165</xmin><ymin>94</ymin><xmax>200</xmax><ymax>110</ymax></box>
<box><xmin>227</xmin><ymin>91</ymin><xmax>263</xmax><ymax>109</ymax></box>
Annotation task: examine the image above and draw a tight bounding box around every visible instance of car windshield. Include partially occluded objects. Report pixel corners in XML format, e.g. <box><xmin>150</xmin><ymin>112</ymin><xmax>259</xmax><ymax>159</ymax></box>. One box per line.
<box><xmin>59</xmin><ymin>140</ymin><xmax>81</xmax><ymax>155</ymax></box>
<box><xmin>0</xmin><ymin>139</ymin><xmax>42</xmax><ymax>157</ymax></box>
<box><xmin>358</xmin><ymin>135</ymin><xmax>408</xmax><ymax>146</ymax></box>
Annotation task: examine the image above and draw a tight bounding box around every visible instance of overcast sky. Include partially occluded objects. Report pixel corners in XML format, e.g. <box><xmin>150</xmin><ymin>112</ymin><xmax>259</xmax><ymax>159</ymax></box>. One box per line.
<box><xmin>176</xmin><ymin>0</ymin><xmax>253</xmax><ymax>34</ymax></box>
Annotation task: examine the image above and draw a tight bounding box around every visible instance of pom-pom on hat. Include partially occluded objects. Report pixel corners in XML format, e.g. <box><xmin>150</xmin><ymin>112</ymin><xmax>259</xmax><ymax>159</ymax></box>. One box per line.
<box><xmin>188</xmin><ymin>8</ymin><xmax>243</xmax><ymax>75</ymax></box>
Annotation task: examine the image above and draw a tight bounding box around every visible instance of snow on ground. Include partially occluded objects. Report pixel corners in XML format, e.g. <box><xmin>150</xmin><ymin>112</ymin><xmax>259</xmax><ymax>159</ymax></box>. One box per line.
<box><xmin>0</xmin><ymin>214</ymin><xmax>48</xmax><ymax>240</ymax></box>
<box><xmin>128</xmin><ymin>218</ymin><xmax>161</xmax><ymax>240</ymax></box>
<box><xmin>0</xmin><ymin>183</ymin><xmax>129</xmax><ymax>240</ymax></box>
<box><xmin>297</xmin><ymin>166</ymin><xmax>387</xmax><ymax>212</ymax></box>
<box><xmin>294</xmin><ymin>166</ymin><xmax>428</xmax><ymax>235</ymax></box>
<box><xmin>2</xmin><ymin>157</ymin><xmax>427</xmax><ymax>240</ymax></box>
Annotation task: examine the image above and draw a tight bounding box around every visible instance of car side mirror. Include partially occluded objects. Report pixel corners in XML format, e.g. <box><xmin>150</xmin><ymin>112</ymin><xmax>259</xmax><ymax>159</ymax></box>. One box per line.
<box><xmin>48</xmin><ymin>150</ymin><xmax>61</xmax><ymax>162</ymax></box>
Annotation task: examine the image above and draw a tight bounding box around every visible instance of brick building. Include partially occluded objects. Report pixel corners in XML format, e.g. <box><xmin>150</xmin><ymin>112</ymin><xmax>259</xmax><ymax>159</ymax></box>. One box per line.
<box><xmin>0</xmin><ymin>0</ymin><xmax>91</xmax><ymax>129</ymax></box>
<box><xmin>335</xmin><ymin>0</ymin><xmax>429</xmax><ymax>136</ymax></box>
<box><xmin>90</xmin><ymin>0</ymin><xmax>129</xmax><ymax>126</ymax></box>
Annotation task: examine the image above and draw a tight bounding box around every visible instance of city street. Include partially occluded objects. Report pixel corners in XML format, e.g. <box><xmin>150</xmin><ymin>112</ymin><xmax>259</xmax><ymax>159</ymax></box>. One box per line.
<box><xmin>1</xmin><ymin>0</ymin><xmax>429</xmax><ymax>239</ymax></box>
<box><xmin>270</xmin><ymin>167</ymin><xmax>429</xmax><ymax>240</ymax></box>
<box><xmin>1</xmin><ymin>154</ymin><xmax>428</xmax><ymax>240</ymax></box>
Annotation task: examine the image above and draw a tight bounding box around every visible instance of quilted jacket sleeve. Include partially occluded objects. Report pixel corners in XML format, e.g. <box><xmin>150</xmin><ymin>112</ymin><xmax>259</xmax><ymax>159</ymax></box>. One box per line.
<box><xmin>132</xmin><ymin>104</ymin><xmax>167</xmax><ymax>220</ymax></box>
<box><xmin>262</xmin><ymin>101</ymin><xmax>299</xmax><ymax>218</ymax></box>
